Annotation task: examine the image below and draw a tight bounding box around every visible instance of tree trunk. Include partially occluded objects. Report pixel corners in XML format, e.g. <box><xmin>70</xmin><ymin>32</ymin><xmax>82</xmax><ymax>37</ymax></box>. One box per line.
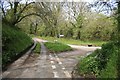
<box><xmin>117</xmin><ymin>1</ymin><xmax>120</xmax><ymax>78</ymax></box>
<box><xmin>117</xmin><ymin>2</ymin><xmax>120</xmax><ymax>41</ymax></box>
<box><xmin>34</xmin><ymin>23</ymin><xmax>38</xmax><ymax>35</ymax></box>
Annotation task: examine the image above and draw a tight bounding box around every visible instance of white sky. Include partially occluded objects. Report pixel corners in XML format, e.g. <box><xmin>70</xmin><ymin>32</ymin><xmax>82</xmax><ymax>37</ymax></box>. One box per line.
<box><xmin>34</xmin><ymin>0</ymin><xmax>96</xmax><ymax>3</ymax></box>
<box><xmin>72</xmin><ymin>0</ymin><xmax>95</xmax><ymax>2</ymax></box>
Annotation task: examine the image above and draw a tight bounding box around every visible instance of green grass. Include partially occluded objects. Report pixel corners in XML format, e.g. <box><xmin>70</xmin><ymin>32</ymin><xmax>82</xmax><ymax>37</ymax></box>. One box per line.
<box><xmin>2</xmin><ymin>23</ymin><xmax>33</xmax><ymax>67</ymax></box>
<box><xmin>44</xmin><ymin>42</ymin><xmax>72</xmax><ymax>53</ymax></box>
<box><xmin>34</xmin><ymin>42</ymin><xmax>41</xmax><ymax>54</ymax></box>
<box><xmin>99</xmin><ymin>44</ymin><xmax>119</xmax><ymax>78</ymax></box>
<box><xmin>35</xmin><ymin>36</ymin><xmax>106</xmax><ymax>46</ymax></box>
<box><xmin>76</xmin><ymin>41</ymin><xmax>119</xmax><ymax>78</ymax></box>
<box><xmin>77</xmin><ymin>49</ymin><xmax>100</xmax><ymax>77</ymax></box>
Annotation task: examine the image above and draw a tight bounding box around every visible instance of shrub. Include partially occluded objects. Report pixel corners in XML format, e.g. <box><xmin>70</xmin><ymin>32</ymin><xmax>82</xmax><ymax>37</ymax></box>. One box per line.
<box><xmin>77</xmin><ymin>41</ymin><xmax>119</xmax><ymax>78</ymax></box>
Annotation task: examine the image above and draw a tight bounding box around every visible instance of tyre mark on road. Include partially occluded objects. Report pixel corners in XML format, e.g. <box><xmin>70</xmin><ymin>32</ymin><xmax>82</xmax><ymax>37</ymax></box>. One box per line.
<box><xmin>53</xmin><ymin>53</ymin><xmax>71</xmax><ymax>78</ymax></box>
<box><xmin>63</xmin><ymin>71</ymin><xmax>71</xmax><ymax>78</ymax></box>
<box><xmin>49</xmin><ymin>53</ymin><xmax>71</xmax><ymax>78</ymax></box>
<box><xmin>49</xmin><ymin>53</ymin><xmax>59</xmax><ymax>78</ymax></box>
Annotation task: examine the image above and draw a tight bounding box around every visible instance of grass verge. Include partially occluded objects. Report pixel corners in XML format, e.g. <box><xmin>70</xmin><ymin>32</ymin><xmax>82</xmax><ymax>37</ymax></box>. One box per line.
<box><xmin>44</xmin><ymin>42</ymin><xmax>72</xmax><ymax>53</ymax></box>
<box><xmin>35</xmin><ymin>36</ymin><xmax>107</xmax><ymax>46</ymax></box>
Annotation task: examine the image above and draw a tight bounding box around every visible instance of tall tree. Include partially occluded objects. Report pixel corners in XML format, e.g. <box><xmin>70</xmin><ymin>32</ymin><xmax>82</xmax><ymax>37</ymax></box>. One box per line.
<box><xmin>0</xmin><ymin>0</ymin><xmax>35</xmax><ymax>25</ymax></box>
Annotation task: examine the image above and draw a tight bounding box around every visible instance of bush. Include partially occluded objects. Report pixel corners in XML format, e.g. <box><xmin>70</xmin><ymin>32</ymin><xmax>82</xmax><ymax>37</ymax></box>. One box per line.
<box><xmin>77</xmin><ymin>41</ymin><xmax>119</xmax><ymax>78</ymax></box>
<box><xmin>77</xmin><ymin>49</ymin><xmax>101</xmax><ymax>77</ymax></box>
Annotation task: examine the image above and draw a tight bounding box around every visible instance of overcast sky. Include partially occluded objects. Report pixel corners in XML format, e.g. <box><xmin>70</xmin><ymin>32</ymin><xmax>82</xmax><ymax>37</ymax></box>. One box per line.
<box><xmin>34</xmin><ymin>0</ymin><xmax>96</xmax><ymax>3</ymax></box>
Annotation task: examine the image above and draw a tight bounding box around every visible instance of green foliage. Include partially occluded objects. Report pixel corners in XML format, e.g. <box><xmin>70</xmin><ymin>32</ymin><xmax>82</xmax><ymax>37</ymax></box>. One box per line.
<box><xmin>36</xmin><ymin>14</ymin><xmax>116</xmax><ymax>41</ymax></box>
<box><xmin>2</xmin><ymin>23</ymin><xmax>33</xmax><ymax>67</ymax></box>
<box><xmin>96</xmin><ymin>42</ymin><xmax>115</xmax><ymax>70</ymax></box>
<box><xmin>34</xmin><ymin>42</ymin><xmax>41</xmax><ymax>53</ymax></box>
<box><xmin>73</xmin><ymin>15</ymin><xmax>84</xmax><ymax>39</ymax></box>
<box><xmin>77</xmin><ymin>41</ymin><xmax>119</xmax><ymax>78</ymax></box>
<box><xmin>80</xmin><ymin>16</ymin><xmax>117</xmax><ymax>41</ymax></box>
<box><xmin>77</xmin><ymin>49</ymin><xmax>101</xmax><ymax>77</ymax></box>
<box><xmin>2</xmin><ymin>2</ymin><xmax>117</xmax><ymax>41</ymax></box>
<box><xmin>44</xmin><ymin>42</ymin><xmax>72</xmax><ymax>53</ymax></box>
<box><xmin>99</xmin><ymin>47</ymin><xmax>118</xmax><ymax>78</ymax></box>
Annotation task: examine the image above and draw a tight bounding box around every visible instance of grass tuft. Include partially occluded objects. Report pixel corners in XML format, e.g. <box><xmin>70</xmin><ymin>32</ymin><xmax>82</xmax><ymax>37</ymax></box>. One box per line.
<box><xmin>34</xmin><ymin>42</ymin><xmax>41</xmax><ymax>54</ymax></box>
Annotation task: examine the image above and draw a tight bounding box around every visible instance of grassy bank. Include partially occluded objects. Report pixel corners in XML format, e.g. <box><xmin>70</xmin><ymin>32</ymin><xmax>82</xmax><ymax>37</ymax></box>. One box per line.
<box><xmin>44</xmin><ymin>42</ymin><xmax>72</xmax><ymax>53</ymax></box>
<box><xmin>76</xmin><ymin>41</ymin><xmax>119</xmax><ymax>78</ymax></box>
<box><xmin>34</xmin><ymin>42</ymin><xmax>41</xmax><ymax>54</ymax></box>
<box><xmin>34</xmin><ymin>36</ymin><xmax>107</xmax><ymax>46</ymax></box>
<box><xmin>2</xmin><ymin>23</ymin><xmax>33</xmax><ymax>68</ymax></box>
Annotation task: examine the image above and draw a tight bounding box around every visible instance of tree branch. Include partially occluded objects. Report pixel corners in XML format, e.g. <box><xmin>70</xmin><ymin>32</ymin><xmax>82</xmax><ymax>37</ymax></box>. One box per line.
<box><xmin>9</xmin><ymin>2</ymin><xmax>13</xmax><ymax>9</ymax></box>
<box><xmin>14</xmin><ymin>2</ymin><xmax>19</xmax><ymax>14</ymax></box>
<box><xmin>18</xmin><ymin>2</ymin><xmax>35</xmax><ymax>15</ymax></box>
<box><xmin>16</xmin><ymin>13</ymin><xmax>41</xmax><ymax>24</ymax></box>
<box><xmin>15</xmin><ymin>2</ymin><xmax>35</xmax><ymax>23</ymax></box>
<box><xmin>0</xmin><ymin>1</ymin><xmax>5</xmax><ymax>17</ymax></box>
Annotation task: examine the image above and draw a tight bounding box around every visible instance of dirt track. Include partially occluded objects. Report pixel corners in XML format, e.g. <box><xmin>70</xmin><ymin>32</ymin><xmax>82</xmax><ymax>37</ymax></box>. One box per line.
<box><xmin>2</xmin><ymin>38</ymin><xmax>101</xmax><ymax>78</ymax></box>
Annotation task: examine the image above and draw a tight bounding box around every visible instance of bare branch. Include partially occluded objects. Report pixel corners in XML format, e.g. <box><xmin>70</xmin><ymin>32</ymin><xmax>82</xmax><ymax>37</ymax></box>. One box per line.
<box><xmin>18</xmin><ymin>2</ymin><xmax>35</xmax><ymax>15</ymax></box>
<box><xmin>9</xmin><ymin>2</ymin><xmax>13</xmax><ymax>9</ymax></box>
<box><xmin>16</xmin><ymin>13</ymin><xmax>41</xmax><ymax>24</ymax></box>
<box><xmin>0</xmin><ymin>1</ymin><xmax>5</xmax><ymax>17</ymax></box>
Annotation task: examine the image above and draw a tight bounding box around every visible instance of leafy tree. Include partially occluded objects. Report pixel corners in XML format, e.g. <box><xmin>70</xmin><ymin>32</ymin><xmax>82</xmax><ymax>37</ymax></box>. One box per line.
<box><xmin>0</xmin><ymin>0</ymin><xmax>36</xmax><ymax>25</ymax></box>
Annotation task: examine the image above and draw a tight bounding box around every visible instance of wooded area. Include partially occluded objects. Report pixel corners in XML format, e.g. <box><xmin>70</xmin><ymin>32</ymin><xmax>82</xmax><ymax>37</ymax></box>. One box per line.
<box><xmin>1</xmin><ymin>1</ymin><xmax>118</xmax><ymax>41</ymax></box>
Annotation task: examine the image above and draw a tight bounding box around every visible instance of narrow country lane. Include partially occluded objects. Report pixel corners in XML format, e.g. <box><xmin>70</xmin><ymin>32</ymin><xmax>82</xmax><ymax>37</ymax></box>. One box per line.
<box><xmin>2</xmin><ymin>38</ymin><xmax>100</xmax><ymax>78</ymax></box>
